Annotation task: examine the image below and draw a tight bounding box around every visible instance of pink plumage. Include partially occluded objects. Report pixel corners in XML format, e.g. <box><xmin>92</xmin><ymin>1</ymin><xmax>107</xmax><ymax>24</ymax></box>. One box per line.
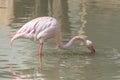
<box><xmin>11</xmin><ymin>17</ymin><xmax>59</xmax><ymax>43</ymax></box>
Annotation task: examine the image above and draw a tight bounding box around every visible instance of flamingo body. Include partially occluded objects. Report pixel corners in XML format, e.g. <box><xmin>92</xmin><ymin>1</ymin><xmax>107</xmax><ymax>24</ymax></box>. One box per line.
<box><xmin>11</xmin><ymin>17</ymin><xmax>59</xmax><ymax>42</ymax></box>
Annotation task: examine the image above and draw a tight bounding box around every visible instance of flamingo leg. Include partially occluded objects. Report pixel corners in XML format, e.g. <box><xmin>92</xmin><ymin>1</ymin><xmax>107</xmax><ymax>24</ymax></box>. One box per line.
<box><xmin>39</xmin><ymin>43</ymin><xmax>43</xmax><ymax>70</ymax></box>
<box><xmin>39</xmin><ymin>43</ymin><xmax>43</xmax><ymax>57</ymax></box>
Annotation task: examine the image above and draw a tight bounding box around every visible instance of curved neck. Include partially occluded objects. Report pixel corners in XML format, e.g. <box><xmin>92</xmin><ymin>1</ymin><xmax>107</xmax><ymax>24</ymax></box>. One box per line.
<box><xmin>55</xmin><ymin>36</ymin><xmax>86</xmax><ymax>49</ymax></box>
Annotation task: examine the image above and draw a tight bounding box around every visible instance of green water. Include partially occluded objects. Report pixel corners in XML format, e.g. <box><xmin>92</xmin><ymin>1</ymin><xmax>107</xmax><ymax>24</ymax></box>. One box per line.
<box><xmin>0</xmin><ymin>0</ymin><xmax>120</xmax><ymax>80</ymax></box>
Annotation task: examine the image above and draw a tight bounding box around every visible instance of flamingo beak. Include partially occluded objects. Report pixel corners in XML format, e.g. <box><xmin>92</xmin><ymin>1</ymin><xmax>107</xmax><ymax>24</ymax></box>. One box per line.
<box><xmin>87</xmin><ymin>45</ymin><xmax>95</xmax><ymax>54</ymax></box>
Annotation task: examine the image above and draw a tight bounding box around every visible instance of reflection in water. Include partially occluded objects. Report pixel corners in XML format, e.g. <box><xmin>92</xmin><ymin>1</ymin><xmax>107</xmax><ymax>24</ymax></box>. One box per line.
<box><xmin>10</xmin><ymin>65</ymin><xmax>45</xmax><ymax>80</ymax></box>
<box><xmin>79</xmin><ymin>0</ymin><xmax>87</xmax><ymax>36</ymax></box>
<box><xmin>1</xmin><ymin>0</ymin><xmax>120</xmax><ymax>80</ymax></box>
<box><xmin>78</xmin><ymin>0</ymin><xmax>88</xmax><ymax>46</ymax></box>
<box><xmin>0</xmin><ymin>0</ymin><xmax>14</xmax><ymax>26</ymax></box>
<box><xmin>34</xmin><ymin>0</ymin><xmax>48</xmax><ymax>17</ymax></box>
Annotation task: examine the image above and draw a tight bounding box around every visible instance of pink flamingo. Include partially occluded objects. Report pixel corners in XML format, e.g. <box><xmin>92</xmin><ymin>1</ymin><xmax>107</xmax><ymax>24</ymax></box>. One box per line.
<box><xmin>10</xmin><ymin>16</ymin><xmax>95</xmax><ymax>58</ymax></box>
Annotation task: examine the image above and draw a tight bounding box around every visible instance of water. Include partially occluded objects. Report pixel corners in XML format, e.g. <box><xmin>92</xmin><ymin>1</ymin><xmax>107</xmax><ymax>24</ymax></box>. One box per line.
<box><xmin>0</xmin><ymin>0</ymin><xmax>120</xmax><ymax>80</ymax></box>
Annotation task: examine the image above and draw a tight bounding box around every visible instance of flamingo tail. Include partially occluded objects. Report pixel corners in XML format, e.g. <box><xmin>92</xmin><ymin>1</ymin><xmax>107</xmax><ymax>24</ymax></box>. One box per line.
<box><xmin>10</xmin><ymin>33</ymin><xmax>24</xmax><ymax>46</ymax></box>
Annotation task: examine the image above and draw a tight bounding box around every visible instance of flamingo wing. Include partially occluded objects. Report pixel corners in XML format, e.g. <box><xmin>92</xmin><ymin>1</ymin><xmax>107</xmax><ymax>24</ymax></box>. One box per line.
<box><xmin>10</xmin><ymin>17</ymin><xmax>59</xmax><ymax>46</ymax></box>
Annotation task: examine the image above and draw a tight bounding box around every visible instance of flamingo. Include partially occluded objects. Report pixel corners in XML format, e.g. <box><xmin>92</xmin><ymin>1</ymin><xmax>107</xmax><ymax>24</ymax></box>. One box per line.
<box><xmin>10</xmin><ymin>16</ymin><xmax>95</xmax><ymax>58</ymax></box>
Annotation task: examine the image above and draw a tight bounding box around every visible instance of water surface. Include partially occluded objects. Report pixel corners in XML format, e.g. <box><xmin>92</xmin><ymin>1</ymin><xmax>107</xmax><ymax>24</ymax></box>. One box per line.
<box><xmin>0</xmin><ymin>0</ymin><xmax>120</xmax><ymax>80</ymax></box>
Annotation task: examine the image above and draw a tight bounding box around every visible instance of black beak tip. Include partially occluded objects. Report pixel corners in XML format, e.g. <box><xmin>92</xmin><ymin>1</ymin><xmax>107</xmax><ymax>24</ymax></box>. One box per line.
<box><xmin>93</xmin><ymin>48</ymin><xmax>95</xmax><ymax>53</ymax></box>
<box><xmin>91</xmin><ymin>48</ymin><xmax>95</xmax><ymax>54</ymax></box>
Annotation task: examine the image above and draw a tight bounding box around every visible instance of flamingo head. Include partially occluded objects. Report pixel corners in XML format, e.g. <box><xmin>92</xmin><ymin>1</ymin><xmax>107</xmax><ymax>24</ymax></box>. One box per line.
<box><xmin>85</xmin><ymin>40</ymin><xmax>95</xmax><ymax>54</ymax></box>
